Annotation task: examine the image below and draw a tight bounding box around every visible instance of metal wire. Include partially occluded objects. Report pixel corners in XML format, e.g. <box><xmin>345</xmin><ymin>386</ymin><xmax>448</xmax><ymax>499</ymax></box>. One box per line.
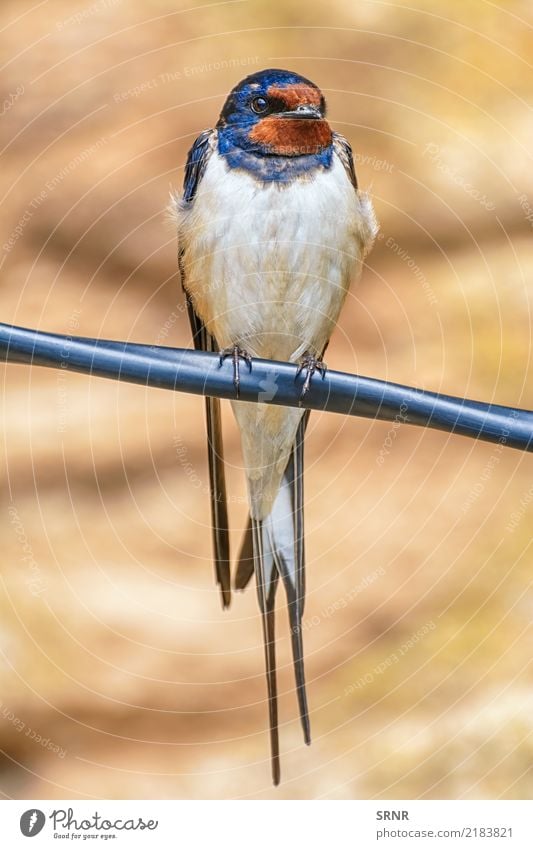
<box><xmin>1</xmin><ymin>322</ymin><xmax>532</xmax><ymax>452</ymax></box>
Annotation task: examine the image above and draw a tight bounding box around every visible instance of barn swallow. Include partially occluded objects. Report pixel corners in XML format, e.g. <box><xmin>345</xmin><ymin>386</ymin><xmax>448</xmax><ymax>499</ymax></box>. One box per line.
<box><xmin>172</xmin><ymin>68</ymin><xmax>378</xmax><ymax>784</ymax></box>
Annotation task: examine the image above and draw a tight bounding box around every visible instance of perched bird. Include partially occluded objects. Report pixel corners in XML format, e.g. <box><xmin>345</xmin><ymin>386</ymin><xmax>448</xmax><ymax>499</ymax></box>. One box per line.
<box><xmin>172</xmin><ymin>68</ymin><xmax>378</xmax><ymax>784</ymax></box>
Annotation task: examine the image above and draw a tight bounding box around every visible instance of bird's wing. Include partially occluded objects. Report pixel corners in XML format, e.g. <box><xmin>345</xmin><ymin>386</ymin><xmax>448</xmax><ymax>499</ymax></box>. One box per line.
<box><xmin>332</xmin><ymin>131</ymin><xmax>358</xmax><ymax>190</ymax></box>
<box><xmin>179</xmin><ymin>130</ymin><xmax>231</xmax><ymax>608</ymax></box>
<box><xmin>182</xmin><ymin>128</ymin><xmax>215</xmax><ymax>202</ymax></box>
<box><xmin>333</xmin><ymin>132</ymin><xmax>379</xmax><ymax>257</ymax></box>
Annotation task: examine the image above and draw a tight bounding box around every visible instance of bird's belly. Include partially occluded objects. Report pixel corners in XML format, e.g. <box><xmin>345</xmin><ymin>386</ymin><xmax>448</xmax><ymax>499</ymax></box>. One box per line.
<box><xmin>180</xmin><ymin>152</ymin><xmax>365</xmax><ymax>362</ymax></box>
<box><xmin>213</xmin><ymin>241</ymin><xmax>345</xmax><ymax>361</ymax></box>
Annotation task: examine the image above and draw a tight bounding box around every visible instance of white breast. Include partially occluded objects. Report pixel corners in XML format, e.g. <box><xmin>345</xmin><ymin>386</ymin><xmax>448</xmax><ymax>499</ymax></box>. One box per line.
<box><xmin>177</xmin><ymin>145</ymin><xmax>377</xmax><ymax>363</ymax></box>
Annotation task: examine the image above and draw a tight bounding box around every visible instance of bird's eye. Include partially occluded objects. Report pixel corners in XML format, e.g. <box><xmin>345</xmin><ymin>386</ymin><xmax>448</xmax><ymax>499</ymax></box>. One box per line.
<box><xmin>251</xmin><ymin>96</ymin><xmax>269</xmax><ymax>114</ymax></box>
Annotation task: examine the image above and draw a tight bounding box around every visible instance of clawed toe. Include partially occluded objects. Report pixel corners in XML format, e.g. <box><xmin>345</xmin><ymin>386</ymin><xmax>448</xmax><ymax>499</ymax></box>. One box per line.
<box><xmin>296</xmin><ymin>354</ymin><xmax>327</xmax><ymax>399</ymax></box>
<box><xmin>219</xmin><ymin>345</ymin><xmax>252</xmax><ymax>397</ymax></box>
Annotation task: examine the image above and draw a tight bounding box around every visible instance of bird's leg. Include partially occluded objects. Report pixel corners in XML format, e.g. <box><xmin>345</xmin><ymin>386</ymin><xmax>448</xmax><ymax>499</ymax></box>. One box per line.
<box><xmin>295</xmin><ymin>351</ymin><xmax>327</xmax><ymax>399</ymax></box>
<box><xmin>219</xmin><ymin>344</ymin><xmax>252</xmax><ymax>397</ymax></box>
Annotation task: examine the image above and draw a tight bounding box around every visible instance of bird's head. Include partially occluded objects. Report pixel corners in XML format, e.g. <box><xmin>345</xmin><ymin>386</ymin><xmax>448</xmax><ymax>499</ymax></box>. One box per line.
<box><xmin>216</xmin><ymin>69</ymin><xmax>332</xmax><ymax>158</ymax></box>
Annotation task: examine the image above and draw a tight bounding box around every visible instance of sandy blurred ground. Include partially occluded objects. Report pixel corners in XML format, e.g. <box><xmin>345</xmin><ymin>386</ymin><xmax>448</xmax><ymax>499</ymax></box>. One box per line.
<box><xmin>0</xmin><ymin>0</ymin><xmax>532</xmax><ymax>800</ymax></box>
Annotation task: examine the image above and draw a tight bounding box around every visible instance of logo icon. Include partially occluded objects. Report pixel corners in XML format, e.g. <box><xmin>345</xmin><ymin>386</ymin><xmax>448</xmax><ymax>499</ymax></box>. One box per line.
<box><xmin>20</xmin><ymin>809</ymin><xmax>46</xmax><ymax>837</ymax></box>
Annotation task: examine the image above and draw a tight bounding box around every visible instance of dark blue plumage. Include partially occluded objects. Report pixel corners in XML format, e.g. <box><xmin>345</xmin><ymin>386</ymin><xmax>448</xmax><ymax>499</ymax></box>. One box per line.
<box><xmin>216</xmin><ymin>68</ymin><xmax>334</xmax><ymax>183</ymax></box>
<box><xmin>217</xmin><ymin>135</ymin><xmax>333</xmax><ymax>182</ymax></box>
<box><xmin>182</xmin><ymin>129</ymin><xmax>213</xmax><ymax>203</ymax></box>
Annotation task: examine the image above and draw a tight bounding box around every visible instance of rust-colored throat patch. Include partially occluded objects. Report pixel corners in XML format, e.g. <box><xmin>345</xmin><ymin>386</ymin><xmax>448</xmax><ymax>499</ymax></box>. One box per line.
<box><xmin>250</xmin><ymin>116</ymin><xmax>332</xmax><ymax>156</ymax></box>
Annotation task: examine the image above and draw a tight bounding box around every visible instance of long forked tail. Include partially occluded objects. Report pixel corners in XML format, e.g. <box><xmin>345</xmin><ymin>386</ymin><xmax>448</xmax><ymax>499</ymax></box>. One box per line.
<box><xmin>276</xmin><ymin>415</ymin><xmax>310</xmax><ymax>745</ymax></box>
<box><xmin>252</xmin><ymin>517</ymin><xmax>280</xmax><ymax>784</ymax></box>
<box><xmin>237</xmin><ymin>415</ymin><xmax>310</xmax><ymax>783</ymax></box>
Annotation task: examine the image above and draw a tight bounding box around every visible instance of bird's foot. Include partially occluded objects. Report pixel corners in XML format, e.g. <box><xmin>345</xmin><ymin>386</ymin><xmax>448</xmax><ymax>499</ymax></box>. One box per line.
<box><xmin>295</xmin><ymin>353</ymin><xmax>327</xmax><ymax>400</ymax></box>
<box><xmin>219</xmin><ymin>344</ymin><xmax>252</xmax><ymax>397</ymax></box>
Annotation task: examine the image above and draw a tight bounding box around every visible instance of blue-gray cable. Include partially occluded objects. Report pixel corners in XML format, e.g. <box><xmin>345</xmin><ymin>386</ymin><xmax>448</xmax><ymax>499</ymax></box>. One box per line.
<box><xmin>1</xmin><ymin>322</ymin><xmax>532</xmax><ymax>452</ymax></box>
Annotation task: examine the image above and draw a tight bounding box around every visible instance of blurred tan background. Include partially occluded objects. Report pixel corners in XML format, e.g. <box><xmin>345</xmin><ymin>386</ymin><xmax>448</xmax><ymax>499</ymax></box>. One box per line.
<box><xmin>0</xmin><ymin>0</ymin><xmax>532</xmax><ymax>800</ymax></box>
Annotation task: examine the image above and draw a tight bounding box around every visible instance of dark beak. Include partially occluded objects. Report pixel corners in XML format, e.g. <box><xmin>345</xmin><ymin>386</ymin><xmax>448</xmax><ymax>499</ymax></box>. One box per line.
<box><xmin>279</xmin><ymin>104</ymin><xmax>322</xmax><ymax>119</ymax></box>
